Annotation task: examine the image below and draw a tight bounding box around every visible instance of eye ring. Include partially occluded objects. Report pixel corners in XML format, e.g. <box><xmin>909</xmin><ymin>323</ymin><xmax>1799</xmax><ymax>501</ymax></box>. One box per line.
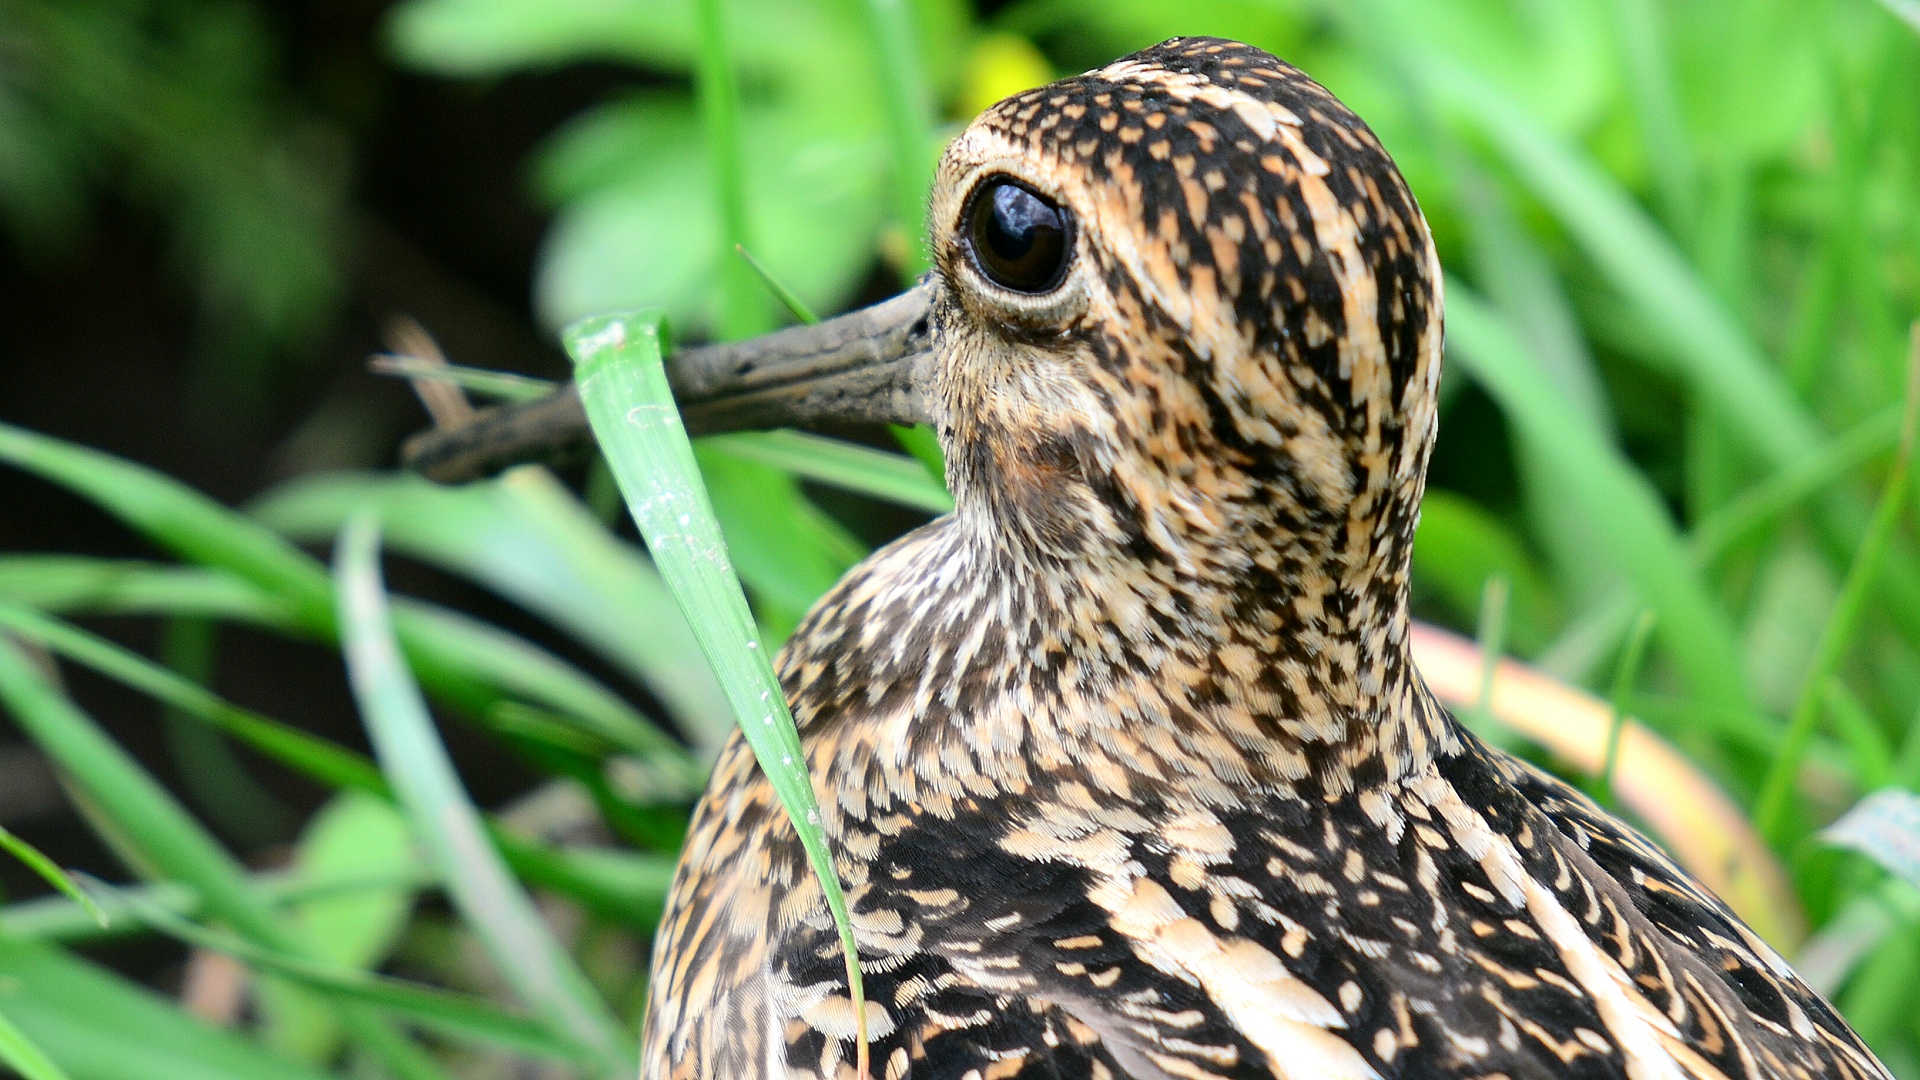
<box><xmin>961</xmin><ymin>176</ymin><xmax>1074</xmax><ymax>295</ymax></box>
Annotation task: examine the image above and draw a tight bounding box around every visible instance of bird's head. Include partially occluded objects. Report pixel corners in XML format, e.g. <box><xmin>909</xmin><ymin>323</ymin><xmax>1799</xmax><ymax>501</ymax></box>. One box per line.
<box><xmin>924</xmin><ymin>37</ymin><xmax>1443</xmax><ymax>616</ymax></box>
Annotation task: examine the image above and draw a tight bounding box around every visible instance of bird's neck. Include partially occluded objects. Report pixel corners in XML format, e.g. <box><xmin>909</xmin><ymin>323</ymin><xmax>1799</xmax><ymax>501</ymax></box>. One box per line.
<box><xmin>781</xmin><ymin>446</ymin><xmax>1458</xmax><ymax>799</ymax></box>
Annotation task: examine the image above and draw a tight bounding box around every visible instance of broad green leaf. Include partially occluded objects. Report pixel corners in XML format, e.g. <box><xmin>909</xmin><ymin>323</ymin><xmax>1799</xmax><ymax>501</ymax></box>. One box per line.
<box><xmin>335</xmin><ymin>515</ymin><xmax>633</xmax><ymax>1077</ymax></box>
<box><xmin>257</xmin><ymin>792</ymin><xmax>420</xmax><ymax>1063</ymax></box>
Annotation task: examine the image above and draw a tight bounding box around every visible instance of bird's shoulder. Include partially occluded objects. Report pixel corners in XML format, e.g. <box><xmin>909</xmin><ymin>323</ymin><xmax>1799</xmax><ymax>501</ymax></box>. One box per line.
<box><xmin>645</xmin><ymin>679</ymin><xmax>1889</xmax><ymax>1080</ymax></box>
<box><xmin>1477</xmin><ymin>740</ymin><xmax>1888</xmax><ymax>1080</ymax></box>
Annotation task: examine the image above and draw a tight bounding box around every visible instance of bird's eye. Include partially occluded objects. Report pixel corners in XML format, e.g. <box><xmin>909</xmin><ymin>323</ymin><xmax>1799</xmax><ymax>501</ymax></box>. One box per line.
<box><xmin>965</xmin><ymin>178</ymin><xmax>1071</xmax><ymax>294</ymax></box>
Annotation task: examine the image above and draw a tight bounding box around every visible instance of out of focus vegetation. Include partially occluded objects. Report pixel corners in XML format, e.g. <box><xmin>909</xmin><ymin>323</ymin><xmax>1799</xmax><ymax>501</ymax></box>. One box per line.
<box><xmin>2</xmin><ymin>0</ymin><xmax>1920</xmax><ymax>1076</ymax></box>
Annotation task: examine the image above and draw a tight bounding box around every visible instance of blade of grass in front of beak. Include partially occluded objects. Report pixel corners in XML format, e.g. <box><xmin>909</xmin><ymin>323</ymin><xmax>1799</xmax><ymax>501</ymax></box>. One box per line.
<box><xmin>567</xmin><ymin>310</ymin><xmax>873</xmax><ymax>1076</ymax></box>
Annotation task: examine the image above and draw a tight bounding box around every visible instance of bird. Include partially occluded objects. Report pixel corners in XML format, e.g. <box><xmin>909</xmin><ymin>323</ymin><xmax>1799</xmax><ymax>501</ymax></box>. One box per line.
<box><xmin>636</xmin><ymin>37</ymin><xmax>1890</xmax><ymax>1080</ymax></box>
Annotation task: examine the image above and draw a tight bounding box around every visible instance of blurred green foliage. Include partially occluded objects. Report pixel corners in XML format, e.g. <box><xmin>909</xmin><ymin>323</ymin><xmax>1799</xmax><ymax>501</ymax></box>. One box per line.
<box><xmin>3</xmin><ymin>0</ymin><xmax>1920</xmax><ymax>1076</ymax></box>
<box><xmin>0</xmin><ymin>0</ymin><xmax>348</xmax><ymax>402</ymax></box>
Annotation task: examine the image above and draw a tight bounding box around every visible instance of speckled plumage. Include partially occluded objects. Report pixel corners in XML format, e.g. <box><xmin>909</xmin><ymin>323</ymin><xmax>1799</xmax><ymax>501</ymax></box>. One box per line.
<box><xmin>641</xmin><ymin>39</ymin><xmax>1888</xmax><ymax>1080</ymax></box>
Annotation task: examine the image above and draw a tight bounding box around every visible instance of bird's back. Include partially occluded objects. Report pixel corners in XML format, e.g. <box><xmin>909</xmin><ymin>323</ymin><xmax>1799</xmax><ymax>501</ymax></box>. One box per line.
<box><xmin>641</xmin><ymin>522</ymin><xmax>1886</xmax><ymax>1080</ymax></box>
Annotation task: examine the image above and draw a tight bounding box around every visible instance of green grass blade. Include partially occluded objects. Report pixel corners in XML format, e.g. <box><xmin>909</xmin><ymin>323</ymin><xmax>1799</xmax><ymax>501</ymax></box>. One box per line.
<box><xmin>0</xmin><ymin>425</ymin><xmax>678</xmax><ymax>769</ymax></box>
<box><xmin>1825</xmin><ymin>683</ymin><xmax>1896</xmax><ymax>795</ymax></box>
<box><xmin>0</xmin><ymin>825</ymin><xmax>106</xmax><ymax>930</ymax></box>
<box><xmin>735</xmin><ymin>244</ymin><xmax>821</xmax><ymax>325</ymax></box>
<box><xmin>1874</xmin><ymin>0</ymin><xmax>1920</xmax><ymax>34</ymax></box>
<box><xmin>861</xmin><ymin>0</ymin><xmax>936</xmax><ymax>277</ymax></box>
<box><xmin>335</xmin><ymin>514</ymin><xmax>633</xmax><ymax>1076</ymax></box>
<box><xmin>891</xmin><ymin>423</ymin><xmax>947</xmax><ymax>480</ymax></box>
<box><xmin>693</xmin><ymin>0</ymin><xmax>770</xmax><ymax>339</ymax></box>
<box><xmin>1417</xmin><ymin>60</ymin><xmax>1823</xmax><ymax>467</ymax></box>
<box><xmin>1755</xmin><ymin>338</ymin><xmax>1920</xmax><ymax>842</ymax></box>
<box><xmin>0</xmin><ymin>936</ymin><xmax>341</xmax><ymax>1080</ymax></box>
<box><xmin>0</xmin><ymin>863</ymin><xmax>434</xmax><ymax>944</ymax></box>
<box><xmin>1607</xmin><ymin>0</ymin><xmax>1696</xmax><ymax>234</ymax></box>
<box><xmin>0</xmin><ymin>421</ymin><xmax>334</xmax><ymax>627</ymax></box>
<box><xmin>0</xmin><ymin>601</ymin><xmax>388</xmax><ymax>795</ymax></box>
<box><xmin>0</xmin><ymin>557</ymin><xmax>297</xmax><ymax>624</ymax></box>
<box><xmin>566</xmin><ymin>310</ymin><xmax>871</xmax><ymax>1066</ymax></box>
<box><xmin>254</xmin><ymin>468</ymin><xmax>727</xmax><ymax>756</ymax></box>
<box><xmin>1690</xmin><ymin>405</ymin><xmax>1904</xmax><ymax>566</ymax></box>
<box><xmin>692</xmin><ymin>448</ymin><xmax>866</xmax><ymax>640</ymax></box>
<box><xmin>1466</xmin><ymin>576</ymin><xmax>1510</xmax><ymax>739</ymax></box>
<box><xmin>1446</xmin><ymin>285</ymin><xmax>1750</xmax><ymax>711</ymax></box>
<box><xmin>0</xmin><ymin>638</ymin><xmax>444</xmax><ymax>1080</ymax></box>
<box><xmin>85</xmin><ymin>878</ymin><xmax>588</xmax><ymax>1065</ymax></box>
<box><xmin>371</xmin><ymin>357</ymin><xmax>557</xmax><ymax>402</ymax></box>
<box><xmin>1595</xmin><ymin>610</ymin><xmax>1658</xmax><ymax>809</ymax></box>
<box><xmin>701</xmin><ymin>430</ymin><xmax>954</xmax><ymax>514</ymax></box>
<box><xmin>491</xmin><ymin>834</ymin><xmax>677</xmax><ymax>929</ymax></box>
<box><xmin>0</xmin><ymin>1004</ymin><xmax>73</xmax><ymax>1080</ymax></box>
<box><xmin>392</xmin><ymin>598</ymin><xmax>704</xmax><ymax>785</ymax></box>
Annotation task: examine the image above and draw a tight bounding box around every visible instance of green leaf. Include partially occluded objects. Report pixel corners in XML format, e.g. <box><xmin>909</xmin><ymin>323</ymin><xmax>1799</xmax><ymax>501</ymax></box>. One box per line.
<box><xmin>1755</xmin><ymin>364</ymin><xmax>1918</xmax><ymax>842</ymax></box>
<box><xmin>0</xmin><ymin>639</ymin><xmax>441</xmax><ymax>1080</ymax></box>
<box><xmin>0</xmin><ymin>825</ymin><xmax>105</xmax><ymax>929</ymax></box>
<box><xmin>0</xmin><ymin>557</ymin><xmax>295</xmax><ymax>624</ymax></box>
<box><xmin>693</xmin><ymin>448</ymin><xmax>864</xmax><ymax>639</ymax></box>
<box><xmin>335</xmin><ymin>514</ymin><xmax>633</xmax><ymax>1077</ymax></box>
<box><xmin>1416</xmin><ymin>59</ymin><xmax>1824</xmax><ymax>468</ymax></box>
<box><xmin>82</xmin><ymin>880</ymin><xmax>589</xmax><ymax>1066</ymax></box>
<box><xmin>0</xmin><ymin>425</ymin><xmax>675</xmax><ymax>775</ymax></box>
<box><xmin>0</xmin><ymin>422</ymin><xmax>333</xmax><ymax>627</ymax></box>
<box><xmin>0</xmin><ymin>601</ymin><xmax>388</xmax><ymax>796</ymax></box>
<box><xmin>253</xmin><ymin>468</ymin><xmax>728</xmax><ymax>755</ymax></box>
<box><xmin>566</xmin><ymin>310</ymin><xmax>871</xmax><ymax>1061</ymax></box>
<box><xmin>0</xmin><ymin>936</ymin><xmax>340</xmax><ymax>1080</ymax></box>
<box><xmin>1410</xmin><ymin>490</ymin><xmax>1557</xmax><ymax>653</ymax></box>
<box><xmin>694</xmin><ymin>0</ymin><xmax>774</xmax><ymax>338</ymax></box>
<box><xmin>700</xmin><ymin>430</ymin><xmax>954</xmax><ymax>514</ymax></box>
<box><xmin>858</xmin><ymin>0</ymin><xmax>938</xmax><ymax>277</ymax></box>
<box><xmin>0</xmin><ymin>1006</ymin><xmax>72</xmax><ymax>1080</ymax></box>
<box><xmin>257</xmin><ymin>792</ymin><xmax>421</xmax><ymax>1063</ymax></box>
<box><xmin>372</xmin><ymin>358</ymin><xmax>557</xmax><ymax>402</ymax></box>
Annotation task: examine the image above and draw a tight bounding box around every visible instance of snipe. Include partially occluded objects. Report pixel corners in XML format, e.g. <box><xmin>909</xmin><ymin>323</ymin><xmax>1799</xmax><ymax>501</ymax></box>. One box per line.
<box><xmin>613</xmin><ymin>37</ymin><xmax>1884</xmax><ymax>1080</ymax></box>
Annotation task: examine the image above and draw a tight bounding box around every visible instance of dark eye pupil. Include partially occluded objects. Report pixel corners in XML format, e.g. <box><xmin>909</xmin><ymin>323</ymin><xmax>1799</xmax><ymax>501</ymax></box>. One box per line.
<box><xmin>968</xmin><ymin>179</ymin><xmax>1069</xmax><ymax>293</ymax></box>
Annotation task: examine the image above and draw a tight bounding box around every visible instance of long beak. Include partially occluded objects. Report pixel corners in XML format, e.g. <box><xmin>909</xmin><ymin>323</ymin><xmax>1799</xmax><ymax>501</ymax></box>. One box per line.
<box><xmin>401</xmin><ymin>281</ymin><xmax>937</xmax><ymax>484</ymax></box>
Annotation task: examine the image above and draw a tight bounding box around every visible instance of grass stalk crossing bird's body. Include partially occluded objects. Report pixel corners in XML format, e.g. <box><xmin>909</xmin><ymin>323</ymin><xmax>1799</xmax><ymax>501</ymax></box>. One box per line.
<box><xmin>640</xmin><ymin>39</ymin><xmax>1890</xmax><ymax>1080</ymax></box>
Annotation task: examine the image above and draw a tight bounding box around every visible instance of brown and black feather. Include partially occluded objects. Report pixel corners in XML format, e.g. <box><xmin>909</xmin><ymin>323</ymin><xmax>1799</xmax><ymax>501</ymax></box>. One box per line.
<box><xmin>641</xmin><ymin>38</ymin><xmax>1887</xmax><ymax>1080</ymax></box>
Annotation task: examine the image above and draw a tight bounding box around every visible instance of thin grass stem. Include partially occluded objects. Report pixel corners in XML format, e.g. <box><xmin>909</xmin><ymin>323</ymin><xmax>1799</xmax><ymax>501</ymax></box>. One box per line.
<box><xmin>1594</xmin><ymin>610</ymin><xmax>1658</xmax><ymax>809</ymax></box>
<box><xmin>1756</xmin><ymin>325</ymin><xmax>1920</xmax><ymax>843</ymax></box>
